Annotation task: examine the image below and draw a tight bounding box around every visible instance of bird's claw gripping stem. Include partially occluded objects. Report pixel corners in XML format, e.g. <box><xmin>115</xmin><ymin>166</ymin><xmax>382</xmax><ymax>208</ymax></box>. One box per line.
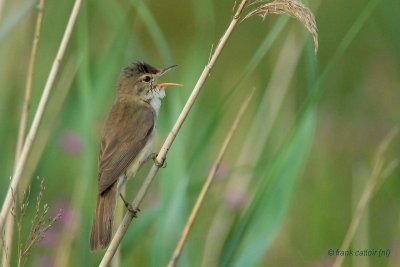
<box><xmin>119</xmin><ymin>193</ymin><xmax>140</xmax><ymax>217</ymax></box>
<box><xmin>151</xmin><ymin>153</ymin><xmax>167</xmax><ymax>168</ymax></box>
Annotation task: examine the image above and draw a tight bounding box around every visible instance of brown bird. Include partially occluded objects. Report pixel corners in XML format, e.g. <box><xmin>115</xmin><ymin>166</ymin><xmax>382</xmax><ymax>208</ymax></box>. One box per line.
<box><xmin>90</xmin><ymin>61</ymin><xmax>180</xmax><ymax>250</ymax></box>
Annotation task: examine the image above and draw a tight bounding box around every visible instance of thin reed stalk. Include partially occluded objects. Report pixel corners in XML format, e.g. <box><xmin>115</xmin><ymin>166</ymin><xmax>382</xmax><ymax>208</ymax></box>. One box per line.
<box><xmin>2</xmin><ymin>1</ymin><xmax>45</xmax><ymax>266</ymax></box>
<box><xmin>333</xmin><ymin>129</ymin><xmax>399</xmax><ymax>267</ymax></box>
<box><xmin>15</xmin><ymin>0</ymin><xmax>46</xmax><ymax>159</ymax></box>
<box><xmin>167</xmin><ymin>89</ymin><xmax>255</xmax><ymax>267</ymax></box>
<box><xmin>0</xmin><ymin>0</ymin><xmax>4</xmax><ymax>21</ymax></box>
<box><xmin>99</xmin><ymin>1</ymin><xmax>251</xmax><ymax>265</ymax></box>
<box><xmin>0</xmin><ymin>0</ymin><xmax>82</xmax><ymax>232</ymax></box>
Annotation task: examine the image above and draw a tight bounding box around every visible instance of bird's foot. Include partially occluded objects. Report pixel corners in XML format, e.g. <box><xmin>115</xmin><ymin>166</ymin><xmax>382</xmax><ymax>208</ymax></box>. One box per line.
<box><xmin>151</xmin><ymin>153</ymin><xmax>167</xmax><ymax>168</ymax></box>
<box><xmin>119</xmin><ymin>193</ymin><xmax>140</xmax><ymax>217</ymax></box>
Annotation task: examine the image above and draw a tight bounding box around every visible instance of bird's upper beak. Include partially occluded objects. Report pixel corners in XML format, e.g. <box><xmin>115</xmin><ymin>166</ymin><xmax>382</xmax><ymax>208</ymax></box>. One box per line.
<box><xmin>159</xmin><ymin>64</ymin><xmax>178</xmax><ymax>76</ymax></box>
<box><xmin>155</xmin><ymin>65</ymin><xmax>182</xmax><ymax>89</ymax></box>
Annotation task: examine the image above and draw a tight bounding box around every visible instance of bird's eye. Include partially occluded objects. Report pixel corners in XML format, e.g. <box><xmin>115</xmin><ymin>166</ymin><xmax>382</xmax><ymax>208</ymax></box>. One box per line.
<box><xmin>143</xmin><ymin>76</ymin><xmax>151</xmax><ymax>82</ymax></box>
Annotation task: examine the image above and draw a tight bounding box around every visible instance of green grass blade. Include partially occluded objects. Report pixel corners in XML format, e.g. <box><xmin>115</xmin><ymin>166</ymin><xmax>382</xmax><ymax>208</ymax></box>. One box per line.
<box><xmin>219</xmin><ymin>61</ymin><xmax>318</xmax><ymax>264</ymax></box>
<box><xmin>227</xmin><ymin>110</ymin><xmax>315</xmax><ymax>267</ymax></box>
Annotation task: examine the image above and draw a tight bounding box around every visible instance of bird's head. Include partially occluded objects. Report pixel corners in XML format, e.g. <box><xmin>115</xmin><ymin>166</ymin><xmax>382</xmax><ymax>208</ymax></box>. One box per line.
<box><xmin>117</xmin><ymin>61</ymin><xmax>181</xmax><ymax>102</ymax></box>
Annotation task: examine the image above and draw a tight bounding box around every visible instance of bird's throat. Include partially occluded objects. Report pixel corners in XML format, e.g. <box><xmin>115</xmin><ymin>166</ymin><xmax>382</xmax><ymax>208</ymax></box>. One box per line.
<box><xmin>148</xmin><ymin>89</ymin><xmax>165</xmax><ymax>116</ymax></box>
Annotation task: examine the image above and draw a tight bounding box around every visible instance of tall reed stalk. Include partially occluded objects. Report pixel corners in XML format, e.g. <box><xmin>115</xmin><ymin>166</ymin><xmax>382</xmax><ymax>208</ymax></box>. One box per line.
<box><xmin>2</xmin><ymin>1</ymin><xmax>46</xmax><ymax>266</ymax></box>
<box><xmin>0</xmin><ymin>0</ymin><xmax>82</xmax><ymax>233</ymax></box>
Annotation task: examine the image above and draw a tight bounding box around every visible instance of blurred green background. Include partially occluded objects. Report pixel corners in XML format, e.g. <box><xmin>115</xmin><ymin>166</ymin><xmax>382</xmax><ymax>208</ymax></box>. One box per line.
<box><xmin>0</xmin><ymin>0</ymin><xmax>399</xmax><ymax>266</ymax></box>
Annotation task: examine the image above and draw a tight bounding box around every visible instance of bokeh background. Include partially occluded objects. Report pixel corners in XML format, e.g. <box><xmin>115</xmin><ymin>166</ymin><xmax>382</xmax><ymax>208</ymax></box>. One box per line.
<box><xmin>0</xmin><ymin>0</ymin><xmax>399</xmax><ymax>266</ymax></box>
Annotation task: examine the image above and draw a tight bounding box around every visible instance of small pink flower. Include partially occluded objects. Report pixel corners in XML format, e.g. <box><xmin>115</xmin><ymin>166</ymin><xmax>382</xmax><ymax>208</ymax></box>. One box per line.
<box><xmin>53</xmin><ymin>202</ymin><xmax>70</xmax><ymax>225</ymax></box>
<box><xmin>40</xmin><ymin>229</ymin><xmax>57</xmax><ymax>246</ymax></box>
<box><xmin>34</xmin><ymin>256</ymin><xmax>54</xmax><ymax>267</ymax></box>
<box><xmin>207</xmin><ymin>162</ymin><xmax>229</xmax><ymax>181</ymax></box>
<box><xmin>39</xmin><ymin>200</ymin><xmax>76</xmax><ymax>247</ymax></box>
<box><xmin>58</xmin><ymin>131</ymin><xmax>83</xmax><ymax>155</ymax></box>
<box><xmin>225</xmin><ymin>187</ymin><xmax>247</xmax><ymax>211</ymax></box>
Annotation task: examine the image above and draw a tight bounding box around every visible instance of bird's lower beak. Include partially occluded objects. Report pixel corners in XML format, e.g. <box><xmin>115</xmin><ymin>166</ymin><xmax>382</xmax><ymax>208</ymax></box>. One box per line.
<box><xmin>155</xmin><ymin>82</ymin><xmax>183</xmax><ymax>89</ymax></box>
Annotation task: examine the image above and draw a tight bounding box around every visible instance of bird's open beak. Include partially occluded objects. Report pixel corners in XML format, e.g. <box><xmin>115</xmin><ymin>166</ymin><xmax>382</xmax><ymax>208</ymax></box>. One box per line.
<box><xmin>156</xmin><ymin>82</ymin><xmax>183</xmax><ymax>88</ymax></box>
<box><xmin>156</xmin><ymin>65</ymin><xmax>182</xmax><ymax>88</ymax></box>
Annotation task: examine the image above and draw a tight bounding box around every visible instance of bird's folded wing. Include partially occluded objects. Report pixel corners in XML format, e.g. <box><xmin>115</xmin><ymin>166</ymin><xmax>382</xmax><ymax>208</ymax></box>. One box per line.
<box><xmin>97</xmin><ymin>102</ymin><xmax>154</xmax><ymax>194</ymax></box>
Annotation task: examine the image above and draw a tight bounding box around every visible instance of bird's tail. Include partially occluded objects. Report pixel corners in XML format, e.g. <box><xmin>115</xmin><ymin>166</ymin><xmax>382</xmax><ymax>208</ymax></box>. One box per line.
<box><xmin>90</xmin><ymin>184</ymin><xmax>117</xmax><ymax>250</ymax></box>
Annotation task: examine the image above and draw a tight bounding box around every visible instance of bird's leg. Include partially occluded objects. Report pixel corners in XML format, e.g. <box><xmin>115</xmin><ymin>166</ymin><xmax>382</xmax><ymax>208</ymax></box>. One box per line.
<box><xmin>150</xmin><ymin>153</ymin><xmax>167</xmax><ymax>168</ymax></box>
<box><xmin>119</xmin><ymin>193</ymin><xmax>140</xmax><ymax>217</ymax></box>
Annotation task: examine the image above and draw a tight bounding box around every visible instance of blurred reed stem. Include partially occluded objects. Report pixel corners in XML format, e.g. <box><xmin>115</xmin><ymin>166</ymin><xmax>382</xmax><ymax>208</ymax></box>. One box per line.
<box><xmin>0</xmin><ymin>0</ymin><xmax>82</xmax><ymax>233</ymax></box>
<box><xmin>333</xmin><ymin>129</ymin><xmax>399</xmax><ymax>267</ymax></box>
<box><xmin>2</xmin><ymin>1</ymin><xmax>45</xmax><ymax>266</ymax></box>
<box><xmin>167</xmin><ymin>88</ymin><xmax>255</xmax><ymax>267</ymax></box>
<box><xmin>351</xmin><ymin>166</ymin><xmax>370</xmax><ymax>267</ymax></box>
<box><xmin>0</xmin><ymin>0</ymin><xmax>4</xmax><ymax>21</ymax></box>
<box><xmin>15</xmin><ymin>0</ymin><xmax>45</xmax><ymax>161</ymax></box>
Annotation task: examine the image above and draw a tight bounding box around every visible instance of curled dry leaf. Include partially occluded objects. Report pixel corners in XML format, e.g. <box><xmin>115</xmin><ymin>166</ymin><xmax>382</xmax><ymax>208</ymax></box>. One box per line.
<box><xmin>243</xmin><ymin>0</ymin><xmax>318</xmax><ymax>54</ymax></box>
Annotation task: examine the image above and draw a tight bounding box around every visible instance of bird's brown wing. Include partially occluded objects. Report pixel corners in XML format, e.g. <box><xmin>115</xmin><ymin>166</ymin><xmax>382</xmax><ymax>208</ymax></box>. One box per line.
<box><xmin>98</xmin><ymin>100</ymin><xmax>154</xmax><ymax>194</ymax></box>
